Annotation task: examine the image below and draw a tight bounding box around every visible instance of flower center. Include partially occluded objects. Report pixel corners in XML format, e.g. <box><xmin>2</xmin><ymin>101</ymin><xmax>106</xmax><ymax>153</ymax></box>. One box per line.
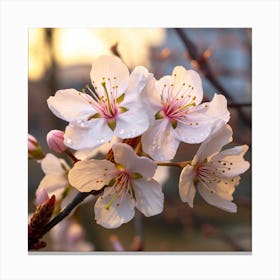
<box><xmin>104</xmin><ymin>170</ymin><xmax>133</xmax><ymax>209</ymax></box>
<box><xmin>81</xmin><ymin>78</ymin><xmax>128</xmax><ymax>130</ymax></box>
<box><xmin>155</xmin><ymin>73</ymin><xmax>197</xmax><ymax>128</ymax></box>
<box><xmin>195</xmin><ymin>159</ymin><xmax>234</xmax><ymax>193</ymax></box>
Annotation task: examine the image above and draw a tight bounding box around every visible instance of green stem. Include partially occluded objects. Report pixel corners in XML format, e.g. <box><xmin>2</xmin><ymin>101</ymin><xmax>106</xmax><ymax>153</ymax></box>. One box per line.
<box><xmin>156</xmin><ymin>161</ymin><xmax>191</xmax><ymax>168</ymax></box>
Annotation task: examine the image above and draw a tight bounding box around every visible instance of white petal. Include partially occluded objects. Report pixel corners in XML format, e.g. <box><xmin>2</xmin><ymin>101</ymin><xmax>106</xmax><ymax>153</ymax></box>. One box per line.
<box><xmin>194</xmin><ymin>125</ymin><xmax>233</xmax><ymax>164</ymax></box>
<box><xmin>47</xmin><ymin>89</ymin><xmax>96</xmax><ymax>122</ymax></box>
<box><xmin>178</xmin><ymin>165</ymin><xmax>196</xmax><ymax>207</ymax></box>
<box><xmin>207</xmin><ymin>176</ymin><xmax>240</xmax><ymax>201</ymax></box>
<box><xmin>153</xmin><ymin>166</ymin><xmax>170</xmax><ymax>185</ymax></box>
<box><xmin>133</xmin><ymin>178</ymin><xmax>164</xmax><ymax>217</ymax></box>
<box><xmin>198</xmin><ymin>182</ymin><xmax>237</xmax><ymax>213</ymax></box>
<box><xmin>112</xmin><ymin>143</ymin><xmax>157</xmax><ymax>178</ymax></box>
<box><xmin>64</xmin><ymin>119</ymin><xmax>113</xmax><ymax>150</ymax></box>
<box><xmin>174</xmin><ymin>94</ymin><xmax>230</xmax><ymax>144</ymax></box>
<box><xmin>142</xmin><ymin>76</ymin><xmax>161</xmax><ymax>122</ymax></box>
<box><xmin>124</xmin><ymin>66</ymin><xmax>150</xmax><ymax>103</ymax></box>
<box><xmin>37</xmin><ymin>174</ymin><xmax>67</xmax><ymax>199</ymax></box>
<box><xmin>90</xmin><ymin>55</ymin><xmax>129</xmax><ymax>98</ymax></box>
<box><xmin>94</xmin><ymin>188</ymin><xmax>135</xmax><ymax>229</ymax></box>
<box><xmin>142</xmin><ymin>119</ymin><xmax>180</xmax><ymax>161</ymax></box>
<box><xmin>41</xmin><ymin>153</ymin><xmax>67</xmax><ymax>175</ymax></box>
<box><xmin>174</xmin><ymin>119</ymin><xmax>213</xmax><ymax>144</ymax></box>
<box><xmin>203</xmin><ymin>94</ymin><xmax>230</xmax><ymax>123</ymax></box>
<box><xmin>114</xmin><ymin>106</ymin><xmax>150</xmax><ymax>138</ymax></box>
<box><xmin>210</xmin><ymin>145</ymin><xmax>250</xmax><ymax>177</ymax></box>
<box><xmin>172</xmin><ymin>66</ymin><xmax>203</xmax><ymax>105</ymax></box>
<box><xmin>215</xmin><ymin>145</ymin><xmax>249</xmax><ymax>157</ymax></box>
<box><xmin>68</xmin><ymin>159</ymin><xmax>117</xmax><ymax>192</ymax></box>
<box><xmin>75</xmin><ymin>136</ymin><xmax>120</xmax><ymax>160</ymax></box>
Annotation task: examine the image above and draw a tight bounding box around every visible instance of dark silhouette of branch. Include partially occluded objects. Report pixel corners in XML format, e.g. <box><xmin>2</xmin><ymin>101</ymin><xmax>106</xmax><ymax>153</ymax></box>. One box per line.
<box><xmin>191</xmin><ymin>210</ymin><xmax>246</xmax><ymax>251</ymax></box>
<box><xmin>42</xmin><ymin>192</ymin><xmax>89</xmax><ymax>234</ymax></box>
<box><xmin>228</xmin><ymin>102</ymin><xmax>251</xmax><ymax>108</ymax></box>
<box><xmin>174</xmin><ymin>28</ymin><xmax>251</xmax><ymax>127</ymax></box>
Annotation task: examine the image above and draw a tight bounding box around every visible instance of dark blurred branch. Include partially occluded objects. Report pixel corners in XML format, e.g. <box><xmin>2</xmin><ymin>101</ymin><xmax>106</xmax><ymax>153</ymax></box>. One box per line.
<box><xmin>191</xmin><ymin>210</ymin><xmax>246</xmax><ymax>251</ymax></box>
<box><xmin>133</xmin><ymin>210</ymin><xmax>144</xmax><ymax>251</ymax></box>
<box><xmin>174</xmin><ymin>28</ymin><xmax>251</xmax><ymax>127</ymax></box>
<box><xmin>110</xmin><ymin>42</ymin><xmax>121</xmax><ymax>58</ymax></box>
<box><xmin>228</xmin><ymin>102</ymin><xmax>251</xmax><ymax>108</ymax></box>
<box><xmin>42</xmin><ymin>190</ymin><xmax>101</xmax><ymax>235</ymax></box>
<box><xmin>45</xmin><ymin>28</ymin><xmax>57</xmax><ymax>94</ymax></box>
<box><xmin>42</xmin><ymin>191</ymin><xmax>91</xmax><ymax>234</ymax></box>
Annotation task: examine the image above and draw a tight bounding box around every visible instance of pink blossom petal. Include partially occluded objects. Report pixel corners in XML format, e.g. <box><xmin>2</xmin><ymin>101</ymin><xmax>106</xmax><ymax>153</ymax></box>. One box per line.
<box><xmin>112</xmin><ymin>143</ymin><xmax>157</xmax><ymax>178</ymax></box>
<box><xmin>142</xmin><ymin>119</ymin><xmax>180</xmax><ymax>161</ymax></box>
<box><xmin>90</xmin><ymin>55</ymin><xmax>129</xmax><ymax>98</ymax></box>
<box><xmin>198</xmin><ymin>181</ymin><xmax>237</xmax><ymax>213</ymax></box>
<box><xmin>133</xmin><ymin>178</ymin><xmax>164</xmax><ymax>217</ymax></box>
<box><xmin>178</xmin><ymin>165</ymin><xmax>196</xmax><ymax>207</ymax></box>
<box><xmin>47</xmin><ymin>89</ymin><xmax>96</xmax><ymax>123</ymax></box>
<box><xmin>94</xmin><ymin>188</ymin><xmax>135</xmax><ymax>229</ymax></box>
<box><xmin>68</xmin><ymin>159</ymin><xmax>117</xmax><ymax>192</ymax></box>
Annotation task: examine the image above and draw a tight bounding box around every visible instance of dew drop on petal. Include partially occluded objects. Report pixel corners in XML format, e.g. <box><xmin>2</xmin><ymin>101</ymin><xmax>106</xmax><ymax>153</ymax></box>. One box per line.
<box><xmin>66</xmin><ymin>138</ymin><xmax>72</xmax><ymax>144</ymax></box>
<box><xmin>119</xmin><ymin>129</ymin><xmax>125</xmax><ymax>135</ymax></box>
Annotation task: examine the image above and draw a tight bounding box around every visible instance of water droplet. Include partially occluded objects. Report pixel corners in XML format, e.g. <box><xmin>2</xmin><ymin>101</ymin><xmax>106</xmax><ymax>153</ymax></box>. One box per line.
<box><xmin>119</xmin><ymin>129</ymin><xmax>125</xmax><ymax>135</ymax></box>
<box><xmin>66</xmin><ymin>138</ymin><xmax>72</xmax><ymax>144</ymax></box>
<box><xmin>77</xmin><ymin>119</ymin><xmax>86</xmax><ymax>127</ymax></box>
<box><xmin>99</xmin><ymin>138</ymin><xmax>105</xmax><ymax>143</ymax></box>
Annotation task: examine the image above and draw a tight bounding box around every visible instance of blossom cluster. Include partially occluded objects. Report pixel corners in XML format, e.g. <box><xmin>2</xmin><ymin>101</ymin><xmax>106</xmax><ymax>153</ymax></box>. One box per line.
<box><xmin>29</xmin><ymin>55</ymin><xmax>250</xmax><ymax>229</ymax></box>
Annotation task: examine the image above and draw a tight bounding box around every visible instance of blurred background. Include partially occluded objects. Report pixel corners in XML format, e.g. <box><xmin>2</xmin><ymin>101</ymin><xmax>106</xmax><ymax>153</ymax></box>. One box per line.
<box><xmin>28</xmin><ymin>28</ymin><xmax>251</xmax><ymax>252</ymax></box>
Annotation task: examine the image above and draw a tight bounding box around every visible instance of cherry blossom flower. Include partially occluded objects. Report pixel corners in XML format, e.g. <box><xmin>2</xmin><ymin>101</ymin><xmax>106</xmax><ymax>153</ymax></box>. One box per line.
<box><xmin>36</xmin><ymin>153</ymin><xmax>70</xmax><ymax>200</ymax></box>
<box><xmin>68</xmin><ymin>143</ymin><xmax>164</xmax><ymax>228</ymax></box>
<box><xmin>141</xmin><ymin>66</ymin><xmax>230</xmax><ymax>161</ymax></box>
<box><xmin>47</xmin><ymin>55</ymin><xmax>151</xmax><ymax>150</ymax></box>
<box><xmin>179</xmin><ymin>125</ymin><xmax>250</xmax><ymax>212</ymax></box>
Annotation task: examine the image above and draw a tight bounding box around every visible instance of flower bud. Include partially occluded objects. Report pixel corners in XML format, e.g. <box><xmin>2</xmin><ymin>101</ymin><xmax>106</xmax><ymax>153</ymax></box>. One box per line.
<box><xmin>28</xmin><ymin>134</ymin><xmax>44</xmax><ymax>159</ymax></box>
<box><xmin>35</xmin><ymin>188</ymin><xmax>49</xmax><ymax>206</ymax></box>
<box><xmin>47</xmin><ymin>130</ymin><xmax>67</xmax><ymax>153</ymax></box>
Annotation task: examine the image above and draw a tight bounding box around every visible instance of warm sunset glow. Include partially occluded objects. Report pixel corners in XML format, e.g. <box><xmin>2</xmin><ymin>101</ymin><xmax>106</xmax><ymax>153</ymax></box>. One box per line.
<box><xmin>28</xmin><ymin>28</ymin><xmax>51</xmax><ymax>80</ymax></box>
<box><xmin>28</xmin><ymin>28</ymin><xmax>166</xmax><ymax>80</ymax></box>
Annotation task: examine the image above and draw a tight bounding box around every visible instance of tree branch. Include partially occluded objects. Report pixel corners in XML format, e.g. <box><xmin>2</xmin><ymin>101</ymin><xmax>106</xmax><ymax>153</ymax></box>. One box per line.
<box><xmin>174</xmin><ymin>28</ymin><xmax>251</xmax><ymax>127</ymax></box>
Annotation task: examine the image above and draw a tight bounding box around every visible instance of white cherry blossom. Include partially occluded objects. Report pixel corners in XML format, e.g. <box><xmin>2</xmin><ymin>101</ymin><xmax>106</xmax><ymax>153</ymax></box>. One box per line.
<box><xmin>36</xmin><ymin>153</ymin><xmax>81</xmax><ymax>209</ymax></box>
<box><xmin>37</xmin><ymin>153</ymin><xmax>70</xmax><ymax>200</ymax></box>
<box><xmin>141</xmin><ymin>66</ymin><xmax>230</xmax><ymax>161</ymax></box>
<box><xmin>179</xmin><ymin>125</ymin><xmax>250</xmax><ymax>213</ymax></box>
<box><xmin>47</xmin><ymin>55</ymin><xmax>151</xmax><ymax>150</ymax></box>
<box><xmin>68</xmin><ymin>143</ymin><xmax>164</xmax><ymax>229</ymax></box>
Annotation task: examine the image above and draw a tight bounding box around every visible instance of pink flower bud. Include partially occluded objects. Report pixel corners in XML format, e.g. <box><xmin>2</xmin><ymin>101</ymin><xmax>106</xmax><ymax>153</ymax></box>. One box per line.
<box><xmin>28</xmin><ymin>134</ymin><xmax>44</xmax><ymax>159</ymax></box>
<box><xmin>47</xmin><ymin>130</ymin><xmax>67</xmax><ymax>153</ymax></box>
<box><xmin>35</xmin><ymin>188</ymin><xmax>49</xmax><ymax>206</ymax></box>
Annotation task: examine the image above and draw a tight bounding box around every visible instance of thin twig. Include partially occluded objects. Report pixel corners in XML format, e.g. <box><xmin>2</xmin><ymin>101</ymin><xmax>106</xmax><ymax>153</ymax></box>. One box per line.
<box><xmin>191</xmin><ymin>210</ymin><xmax>245</xmax><ymax>251</ymax></box>
<box><xmin>41</xmin><ymin>190</ymin><xmax>100</xmax><ymax>235</ymax></box>
<box><xmin>174</xmin><ymin>28</ymin><xmax>251</xmax><ymax>127</ymax></box>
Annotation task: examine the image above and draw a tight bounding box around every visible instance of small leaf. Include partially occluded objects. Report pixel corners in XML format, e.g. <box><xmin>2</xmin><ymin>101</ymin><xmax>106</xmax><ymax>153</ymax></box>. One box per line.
<box><xmin>171</xmin><ymin>119</ymin><xmax>178</xmax><ymax>129</ymax></box>
<box><xmin>155</xmin><ymin>111</ymin><xmax>164</xmax><ymax>120</ymax></box>
<box><xmin>88</xmin><ymin>113</ymin><xmax>101</xmax><ymax>120</ymax></box>
<box><xmin>119</xmin><ymin>106</ymin><xmax>128</xmax><ymax>113</ymax></box>
<box><xmin>132</xmin><ymin>172</ymin><xmax>143</xmax><ymax>180</ymax></box>
<box><xmin>107</xmin><ymin>120</ymin><xmax>116</xmax><ymax>131</ymax></box>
